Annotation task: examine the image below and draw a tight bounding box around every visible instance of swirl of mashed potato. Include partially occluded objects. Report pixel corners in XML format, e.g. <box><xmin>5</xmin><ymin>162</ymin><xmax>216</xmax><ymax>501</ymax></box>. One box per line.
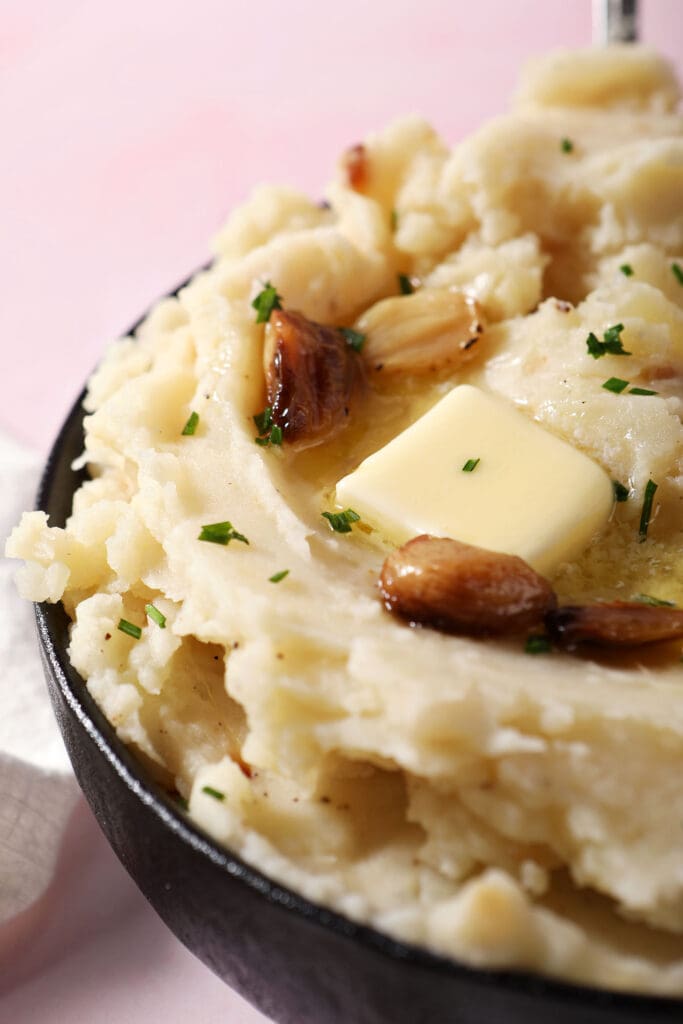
<box><xmin>7</xmin><ymin>45</ymin><xmax>683</xmax><ymax>994</ymax></box>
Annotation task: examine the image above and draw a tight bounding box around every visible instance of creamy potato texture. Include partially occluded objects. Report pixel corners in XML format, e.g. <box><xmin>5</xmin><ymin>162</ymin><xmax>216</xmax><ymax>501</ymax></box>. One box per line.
<box><xmin>8</xmin><ymin>46</ymin><xmax>683</xmax><ymax>994</ymax></box>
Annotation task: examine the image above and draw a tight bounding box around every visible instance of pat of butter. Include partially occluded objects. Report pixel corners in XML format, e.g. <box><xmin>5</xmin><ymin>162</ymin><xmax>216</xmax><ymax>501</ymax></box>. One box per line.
<box><xmin>336</xmin><ymin>385</ymin><xmax>614</xmax><ymax>575</ymax></box>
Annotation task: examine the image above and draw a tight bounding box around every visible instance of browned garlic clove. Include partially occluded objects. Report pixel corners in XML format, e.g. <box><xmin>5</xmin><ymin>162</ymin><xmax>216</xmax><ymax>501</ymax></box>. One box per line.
<box><xmin>341</xmin><ymin>143</ymin><xmax>369</xmax><ymax>191</ymax></box>
<box><xmin>546</xmin><ymin>602</ymin><xmax>683</xmax><ymax>647</ymax></box>
<box><xmin>379</xmin><ymin>535</ymin><xmax>557</xmax><ymax>636</ymax></box>
<box><xmin>263</xmin><ymin>309</ymin><xmax>365</xmax><ymax>448</ymax></box>
<box><xmin>355</xmin><ymin>288</ymin><xmax>485</xmax><ymax>377</ymax></box>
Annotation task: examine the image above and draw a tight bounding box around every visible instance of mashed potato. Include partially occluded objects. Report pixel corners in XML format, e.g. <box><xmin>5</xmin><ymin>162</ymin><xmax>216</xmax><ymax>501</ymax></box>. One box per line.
<box><xmin>7</xmin><ymin>46</ymin><xmax>683</xmax><ymax>994</ymax></box>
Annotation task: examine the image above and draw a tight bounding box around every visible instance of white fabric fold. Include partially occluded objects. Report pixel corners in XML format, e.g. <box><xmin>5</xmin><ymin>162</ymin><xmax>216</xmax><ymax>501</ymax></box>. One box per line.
<box><xmin>0</xmin><ymin>432</ymin><xmax>78</xmax><ymax>924</ymax></box>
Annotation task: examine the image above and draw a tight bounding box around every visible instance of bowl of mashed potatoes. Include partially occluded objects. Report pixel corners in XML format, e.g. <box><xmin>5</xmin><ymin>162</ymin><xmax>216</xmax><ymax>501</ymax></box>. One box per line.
<box><xmin>8</xmin><ymin>44</ymin><xmax>683</xmax><ymax>1023</ymax></box>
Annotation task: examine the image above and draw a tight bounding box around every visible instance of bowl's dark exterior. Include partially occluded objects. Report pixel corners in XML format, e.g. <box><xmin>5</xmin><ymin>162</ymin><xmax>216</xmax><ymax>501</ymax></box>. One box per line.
<box><xmin>34</xmin><ymin>308</ymin><xmax>683</xmax><ymax>1024</ymax></box>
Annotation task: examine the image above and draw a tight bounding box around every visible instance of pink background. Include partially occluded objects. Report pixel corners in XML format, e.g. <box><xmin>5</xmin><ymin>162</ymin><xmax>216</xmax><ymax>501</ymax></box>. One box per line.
<box><xmin>2</xmin><ymin>2</ymin><xmax>682</xmax><ymax>1021</ymax></box>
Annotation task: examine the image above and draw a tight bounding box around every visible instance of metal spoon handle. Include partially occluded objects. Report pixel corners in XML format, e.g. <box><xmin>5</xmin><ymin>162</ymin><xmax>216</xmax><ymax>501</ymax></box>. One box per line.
<box><xmin>592</xmin><ymin>0</ymin><xmax>639</xmax><ymax>43</ymax></box>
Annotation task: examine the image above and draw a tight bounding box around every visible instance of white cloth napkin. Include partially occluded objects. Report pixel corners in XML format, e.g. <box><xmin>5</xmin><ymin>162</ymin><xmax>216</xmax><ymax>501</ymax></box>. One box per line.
<box><xmin>0</xmin><ymin>433</ymin><xmax>78</xmax><ymax>923</ymax></box>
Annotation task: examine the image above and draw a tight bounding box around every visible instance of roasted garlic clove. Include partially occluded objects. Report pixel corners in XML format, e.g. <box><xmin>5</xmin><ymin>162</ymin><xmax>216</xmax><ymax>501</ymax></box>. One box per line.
<box><xmin>342</xmin><ymin>143</ymin><xmax>369</xmax><ymax>191</ymax></box>
<box><xmin>355</xmin><ymin>288</ymin><xmax>485</xmax><ymax>376</ymax></box>
<box><xmin>546</xmin><ymin>602</ymin><xmax>683</xmax><ymax>647</ymax></box>
<box><xmin>263</xmin><ymin>309</ymin><xmax>364</xmax><ymax>447</ymax></box>
<box><xmin>379</xmin><ymin>535</ymin><xmax>557</xmax><ymax>636</ymax></box>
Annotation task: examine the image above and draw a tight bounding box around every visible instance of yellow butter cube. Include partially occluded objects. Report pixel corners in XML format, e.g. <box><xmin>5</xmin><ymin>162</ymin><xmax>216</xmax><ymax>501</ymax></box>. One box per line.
<box><xmin>336</xmin><ymin>385</ymin><xmax>614</xmax><ymax>575</ymax></box>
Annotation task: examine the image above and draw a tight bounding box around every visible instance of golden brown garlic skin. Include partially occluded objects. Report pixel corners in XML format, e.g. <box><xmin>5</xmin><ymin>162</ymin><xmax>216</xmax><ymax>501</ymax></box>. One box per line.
<box><xmin>379</xmin><ymin>535</ymin><xmax>557</xmax><ymax>636</ymax></box>
<box><xmin>546</xmin><ymin>602</ymin><xmax>683</xmax><ymax>648</ymax></box>
<box><xmin>342</xmin><ymin>143</ymin><xmax>369</xmax><ymax>191</ymax></box>
<box><xmin>264</xmin><ymin>309</ymin><xmax>365</xmax><ymax>448</ymax></box>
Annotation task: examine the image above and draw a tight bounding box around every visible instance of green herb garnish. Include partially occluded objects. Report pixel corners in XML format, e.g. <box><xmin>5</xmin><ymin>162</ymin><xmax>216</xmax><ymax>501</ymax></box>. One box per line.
<box><xmin>672</xmin><ymin>262</ymin><xmax>683</xmax><ymax>286</ymax></box>
<box><xmin>586</xmin><ymin>334</ymin><xmax>604</xmax><ymax>358</ymax></box>
<box><xmin>251</xmin><ymin>281</ymin><xmax>283</xmax><ymax>323</ymax></box>
<box><xmin>620</xmin><ymin>264</ymin><xmax>634</xmax><ymax>277</ymax></box>
<box><xmin>603</xmin><ymin>323</ymin><xmax>628</xmax><ymax>350</ymax></box>
<box><xmin>339</xmin><ymin>327</ymin><xmax>366</xmax><ymax>352</ymax></box>
<box><xmin>181</xmin><ymin>411</ymin><xmax>199</xmax><ymax>436</ymax></box>
<box><xmin>118</xmin><ymin>618</ymin><xmax>142</xmax><ymax>640</ymax></box>
<box><xmin>462</xmin><ymin>458</ymin><xmax>481</xmax><ymax>473</ymax></box>
<box><xmin>638</xmin><ymin>479</ymin><xmax>658</xmax><ymax>542</ymax></box>
<box><xmin>586</xmin><ymin>323</ymin><xmax>630</xmax><ymax>359</ymax></box>
<box><xmin>175</xmin><ymin>794</ymin><xmax>189</xmax><ymax>811</ymax></box>
<box><xmin>253</xmin><ymin>406</ymin><xmax>273</xmax><ymax>435</ymax></box>
<box><xmin>525</xmin><ymin>635</ymin><xmax>552</xmax><ymax>654</ymax></box>
<box><xmin>602</xmin><ymin>376</ymin><xmax>658</xmax><ymax>396</ymax></box>
<box><xmin>560</xmin><ymin>137</ymin><xmax>574</xmax><ymax>153</ymax></box>
<box><xmin>398</xmin><ymin>274</ymin><xmax>414</xmax><ymax>295</ymax></box>
<box><xmin>253</xmin><ymin>406</ymin><xmax>283</xmax><ymax>447</ymax></box>
<box><xmin>322</xmin><ymin>508</ymin><xmax>361</xmax><ymax>534</ymax></box>
<box><xmin>269</xmin><ymin>569</ymin><xmax>290</xmax><ymax>583</ymax></box>
<box><xmin>612</xmin><ymin>480</ymin><xmax>630</xmax><ymax>503</ymax></box>
<box><xmin>633</xmin><ymin>594</ymin><xmax>676</xmax><ymax>608</ymax></box>
<box><xmin>198</xmin><ymin>521</ymin><xmax>249</xmax><ymax>546</ymax></box>
<box><xmin>602</xmin><ymin>377</ymin><xmax>629</xmax><ymax>393</ymax></box>
<box><xmin>145</xmin><ymin>603</ymin><xmax>166</xmax><ymax>628</ymax></box>
<box><xmin>201</xmin><ymin>785</ymin><xmax>225</xmax><ymax>801</ymax></box>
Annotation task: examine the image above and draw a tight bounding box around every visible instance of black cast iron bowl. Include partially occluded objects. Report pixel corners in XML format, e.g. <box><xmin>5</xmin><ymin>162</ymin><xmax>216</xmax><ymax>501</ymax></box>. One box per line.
<box><xmin>34</xmin><ymin>278</ymin><xmax>683</xmax><ymax>1024</ymax></box>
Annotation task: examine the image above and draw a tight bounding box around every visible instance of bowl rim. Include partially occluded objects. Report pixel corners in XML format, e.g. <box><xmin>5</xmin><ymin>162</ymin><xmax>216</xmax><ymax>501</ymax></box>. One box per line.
<box><xmin>34</xmin><ymin>270</ymin><xmax>683</xmax><ymax>1017</ymax></box>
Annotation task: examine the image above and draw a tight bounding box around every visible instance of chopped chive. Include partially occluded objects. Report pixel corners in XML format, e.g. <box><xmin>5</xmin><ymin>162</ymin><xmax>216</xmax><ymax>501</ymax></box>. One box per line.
<box><xmin>632</xmin><ymin>594</ymin><xmax>676</xmax><ymax>608</ymax></box>
<box><xmin>322</xmin><ymin>508</ymin><xmax>361</xmax><ymax>534</ymax></box>
<box><xmin>181</xmin><ymin>411</ymin><xmax>199</xmax><ymax>436</ymax></box>
<box><xmin>390</xmin><ymin>208</ymin><xmax>398</xmax><ymax>231</ymax></box>
<box><xmin>201</xmin><ymin>785</ymin><xmax>225</xmax><ymax>801</ymax></box>
<box><xmin>586</xmin><ymin>324</ymin><xmax>630</xmax><ymax>359</ymax></box>
<box><xmin>398</xmin><ymin>273</ymin><xmax>414</xmax><ymax>295</ymax></box>
<box><xmin>175</xmin><ymin>794</ymin><xmax>189</xmax><ymax>811</ymax></box>
<box><xmin>525</xmin><ymin>635</ymin><xmax>552</xmax><ymax>654</ymax></box>
<box><xmin>253</xmin><ymin>406</ymin><xmax>273</xmax><ymax>436</ymax></box>
<box><xmin>602</xmin><ymin>375</ymin><xmax>658</xmax><ymax>396</ymax></box>
<box><xmin>586</xmin><ymin>332</ymin><xmax>604</xmax><ymax>358</ymax></box>
<box><xmin>638</xmin><ymin>479</ymin><xmax>658</xmax><ymax>542</ymax></box>
<box><xmin>672</xmin><ymin>262</ymin><xmax>683</xmax><ymax>286</ymax></box>
<box><xmin>620</xmin><ymin>264</ymin><xmax>634</xmax><ymax>277</ymax></box>
<box><xmin>612</xmin><ymin>480</ymin><xmax>630</xmax><ymax>503</ymax></box>
<box><xmin>603</xmin><ymin>323</ymin><xmax>626</xmax><ymax>348</ymax></box>
<box><xmin>269</xmin><ymin>569</ymin><xmax>290</xmax><ymax>583</ymax></box>
<box><xmin>118</xmin><ymin>618</ymin><xmax>142</xmax><ymax>640</ymax></box>
<box><xmin>339</xmin><ymin>327</ymin><xmax>366</xmax><ymax>353</ymax></box>
<box><xmin>253</xmin><ymin>405</ymin><xmax>282</xmax><ymax>447</ymax></box>
<box><xmin>198</xmin><ymin>521</ymin><xmax>250</xmax><ymax>545</ymax></box>
<box><xmin>462</xmin><ymin>458</ymin><xmax>481</xmax><ymax>473</ymax></box>
<box><xmin>560</xmin><ymin>137</ymin><xmax>574</xmax><ymax>153</ymax></box>
<box><xmin>145</xmin><ymin>603</ymin><xmax>166</xmax><ymax>628</ymax></box>
<box><xmin>602</xmin><ymin>377</ymin><xmax>629</xmax><ymax>393</ymax></box>
<box><xmin>251</xmin><ymin>281</ymin><xmax>283</xmax><ymax>323</ymax></box>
